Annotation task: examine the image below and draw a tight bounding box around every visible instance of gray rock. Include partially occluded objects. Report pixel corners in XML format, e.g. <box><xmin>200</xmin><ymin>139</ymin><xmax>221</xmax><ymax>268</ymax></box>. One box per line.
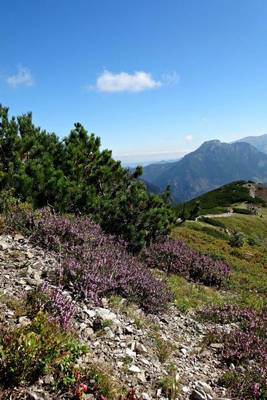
<box><xmin>0</xmin><ymin>241</ymin><xmax>8</xmax><ymax>250</ymax></box>
<box><xmin>18</xmin><ymin>316</ymin><xmax>31</xmax><ymax>326</ymax></box>
<box><xmin>14</xmin><ymin>233</ymin><xmax>25</xmax><ymax>241</ymax></box>
<box><xmin>95</xmin><ymin>307</ymin><xmax>120</xmax><ymax>325</ymax></box>
<box><xmin>83</xmin><ymin>327</ymin><xmax>94</xmax><ymax>339</ymax></box>
<box><xmin>83</xmin><ymin>305</ymin><xmax>96</xmax><ymax>318</ymax></box>
<box><xmin>43</xmin><ymin>374</ymin><xmax>54</xmax><ymax>384</ymax></box>
<box><xmin>137</xmin><ymin>371</ymin><xmax>146</xmax><ymax>382</ymax></box>
<box><xmin>210</xmin><ymin>343</ymin><xmax>224</xmax><ymax>350</ymax></box>
<box><xmin>196</xmin><ymin>381</ymin><xmax>213</xmax><ymax>395</ymax></box>
<box><xmin>190</xmin><ymin>389</ymin><xmax>207</xmax><ymax>400</ymax></box>
<box><xmin>142</xmin><ymin>393</ymin><xmax>151</xmax><ymax>400</ymax></box>
<box><xmin>128</xmin><ymin>365</ymin><xmax>141</xmax><ymax>373</ymax></box>
<box><xmin>26</xmin><ymin>388</ymin><xmax>50</xmax><ymax>400</ymax></box>
<box><xmin>26</xmin><ymin>251</ymin><xmax>34</xmax><ymax>259</ymax></box>
<box><xmin>136</xmin><ymin>342</ymin><xmax>148</xmax><ymax>354</ymax></box>
<box><xmin>182</xmin><ymin>386</ymin><xmax>190</xmax><ymax>394</ymax></box>
<box><xmin>125</xmin><ymin>348</ymin><xmax>136</xmax><ymax>358</ymax></box>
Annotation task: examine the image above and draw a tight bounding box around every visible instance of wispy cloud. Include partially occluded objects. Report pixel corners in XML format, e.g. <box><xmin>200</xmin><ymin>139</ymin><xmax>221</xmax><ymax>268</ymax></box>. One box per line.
<box><xmin>185</xmin><ymin>134</ymin><xmax>193</xmax><ymax>141</ymax></box>
<box><xmin>87</xmin><ymin>69</ymin><xmax>179</xmax><ymax>93</ymax></box>
<box><xmin>6</xmin><ymin>65</ymin><xmax>34</xmax><ymax>88</ymax></box>
<box><xmin>161</xmin><ymin>71</ymin><xmax>180</xmax><ymax>86</ymax></box>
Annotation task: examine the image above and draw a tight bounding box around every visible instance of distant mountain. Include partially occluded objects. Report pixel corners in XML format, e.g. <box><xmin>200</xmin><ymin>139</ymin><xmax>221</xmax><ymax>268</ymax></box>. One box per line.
<box><xmin>140</xmin><ymin>179</ymin><xmax>161</xmax><ymax>194</ymax></box>
<box><xmin>142</xmin><ymin>140</ymin><xmax>267</xmax><ymax>202</ymax></box>
<box><xmin>236</xmin><ymin>134</ymin><xmax>267</xmax><ymax>154</ymax></box>
<box><xmin>123</xmin><ymin>158</ymin><xmax>180</xmax><ymax>168</ymax></box>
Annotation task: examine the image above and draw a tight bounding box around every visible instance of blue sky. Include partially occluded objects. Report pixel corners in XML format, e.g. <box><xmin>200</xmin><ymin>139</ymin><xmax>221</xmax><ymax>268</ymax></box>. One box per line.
<box><xmin>1</xmin><ymin>0</ymin><xmax>267</xmax><ymax>163</ymax></box>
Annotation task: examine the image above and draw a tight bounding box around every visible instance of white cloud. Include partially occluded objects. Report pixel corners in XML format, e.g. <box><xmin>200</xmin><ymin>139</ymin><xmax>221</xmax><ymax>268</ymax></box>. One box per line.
<box><xmin>185</xmin><ymin>134</ymin><xmax>193</xmax><ymax>141</ymax></box>
<box><xmin>92</xmin><ymin>70</ymin><xmax>161</xmax><ymax>93</ymax></box>
<box><xmin>6</xmin><ymin>65</ymin><xmax>34</xmax><ymax>88</ymax></box>
<box><xmin>87</xmin><ymin>69</ymin><xmax>180</xmax><ymax>93</ymax></box>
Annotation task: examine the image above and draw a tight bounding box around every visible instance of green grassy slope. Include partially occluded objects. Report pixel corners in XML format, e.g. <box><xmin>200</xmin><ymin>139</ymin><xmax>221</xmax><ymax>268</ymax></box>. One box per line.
<box><xmin>169</xmin><ymin>208</ymin><xmax>267</xmax><ymax>311</ymax></box>
<box><xmin>176</xmin><ymin>180</ymin><xmax>266</xmax><ymax>215</ymax></box>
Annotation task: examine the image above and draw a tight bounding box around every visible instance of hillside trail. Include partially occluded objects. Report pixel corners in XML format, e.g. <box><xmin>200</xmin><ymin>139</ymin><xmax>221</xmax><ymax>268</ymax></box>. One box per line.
<box><xmin>196</xmin><ymin>209</ymin><xmax>233</xmax><ymax>220</ymax></box>
<box><xmin>196</xmin><ymin>183</ymin><xmax>258</xmax><ymax>221</ymax></box>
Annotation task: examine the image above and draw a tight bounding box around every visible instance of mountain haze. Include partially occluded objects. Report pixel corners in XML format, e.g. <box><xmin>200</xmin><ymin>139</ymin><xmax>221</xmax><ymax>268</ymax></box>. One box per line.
<box><xmin>236</xmin><ymin>133</ymin><xmax>267</xmax><ymax>154</ymax></box>
<box><xmin>142</xmin><ymin>140</ymin><xmax>267</xmax><ymax>202</ymax></box>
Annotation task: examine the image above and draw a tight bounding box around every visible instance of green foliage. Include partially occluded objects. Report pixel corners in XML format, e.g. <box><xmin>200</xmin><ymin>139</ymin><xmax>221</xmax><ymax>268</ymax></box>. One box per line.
<box><xmin>0</xmin><ymin>105</ymin><xmax>174</xmax><ymax>252</ymax></box>
<box><xmin>0</xmin><ymin>312</ymin><xmax>87</xmax><ymax>388</ymax></box>
<box><xmin>233</xmin><ymin>207</ymin><xmax>253</xmax><ymax>215</ymax></box>
<box><xmin>229</xmin><ymin>231</ymin><xmax>245</xmax><ymax>248</ymax></box>
<box><xmin>247</xmin><ymin>237</ymin><xmax>258</xmax><ymax>246</ymax></box>
<box><xmin>5</xmin><ymin>201</ymin><xmax>34</xmax><ymax>236</ymax></box>
<box><xmin>158</xmin><ymin>364</ymin><xmax>180</xmax><ymax>399</ymax></box>
<box><xmin>198</xmin><ymin>216</ymin><xmax>226</xmax><ymax>228</ymax></box>
<box><xmin>176</xmin><ymin>201</ymin><xmax>201</xmax><ymax>222</ymax></box>
<box><xmin>188</xmin><ymin>200</ymin><xmax>200</xmax><ymax>220</ymax></box>
<box><xmin>152</xmin><ymin>332</ymin><xmax>175</xmax><ymax>363</ymax></box>
<box><xmin>219</xmin><ymin>370</ymin><xmax>267</xmax><ymax>400</ymax></box>
<box><xmin>0</xmin><ymin>189</ymin><xmax>19</xmax><ymax>214</ymax></box>
<box><xmin>80</xmin><ymin>363</ymin><xmax>123</xmax><ymax>399</ymax></box>
<box><xmin>172</xmin><ymin>213</ymin><xmax>267</xmax><ymax>310</ymax></box>
<box><xmin>169</xmin><ymin>275</ymin><xmax>223</xmax><ymax>311</ymax></box>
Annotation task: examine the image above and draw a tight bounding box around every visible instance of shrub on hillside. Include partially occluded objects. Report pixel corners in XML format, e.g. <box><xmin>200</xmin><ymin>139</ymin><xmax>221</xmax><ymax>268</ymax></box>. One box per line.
<box><xmin>0</xmin><ymin>105</ymin><xmax>174</xmax><ymax>252</ymax></box>
<box><xmin>10</xmin><ymin>208</ymin><xmax>171</xmax><ymax>313</ymax></box>
<box><xmin>198</xmin><ymin>216</ymin><xmax>226</xmax><ymax>228</ymax></box>
<box><xmin>219</xmin><ymin>368</ymin><xmax>267</xmax><ymax>400</ymax></box>
<box><xmin>229</xmin><ymin>231</ymin><xmax>244</xmax><ymax>248</ymax></box>
<box><xmin>200</xmin><ymin>304</ymin><xmax>266</xmax><ymax>336</ymax></box>
<box><xmin>0</xmin><ymin>312</ymin><xmax>86</xmax><ymax>388</ymax></box>
<box><xmin>201</xmin><ymin>305</ymin><xmax>267</xmax><ymax>400</ymax></box>
<box><xmin>143</xmin><ymin>238</ymin><xmax>230</xmax><ymax>287</ymax></box>
<box><xmin>26</xmin><ymin>283</ymin><xmax>76</xmax><ymax>328</ymax></box>
<box><xmin>232</xmin><ymin>207</ymin><xmax>253</xmax><ymax>215</ymax></box>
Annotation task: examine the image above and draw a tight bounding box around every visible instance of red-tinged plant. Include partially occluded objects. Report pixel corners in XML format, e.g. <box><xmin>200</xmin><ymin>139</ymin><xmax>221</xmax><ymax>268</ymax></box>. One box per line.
<box><xmin>120</xmin><ymin>388</ymin><xmax>143</xmax><ymax>399</ymax></box>
<box><xmin>75</xmin><ymin>383</ymin><xmax>89</xmax><ymax>399</ymax></box>
<box><xmin>0</xmin><ymin>312</ymin><xmax>86</xmax><ymax>388</ymax></box>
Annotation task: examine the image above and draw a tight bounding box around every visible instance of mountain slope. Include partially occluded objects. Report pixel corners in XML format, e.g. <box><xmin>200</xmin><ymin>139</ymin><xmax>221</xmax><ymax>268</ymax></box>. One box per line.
<box><xmin>142</xmin><ymin>140</ymin><xmax>267</xmax><ymax>202</ymax></box>
<box><xmin>179</xmin><ymin>181</ymin><xmax>266</xmax><ymax>215</ymax></box>
<box><xmin>236</xmin><ymin>133</ymin><xmax>267</xmax><ymax>154</ymax></box>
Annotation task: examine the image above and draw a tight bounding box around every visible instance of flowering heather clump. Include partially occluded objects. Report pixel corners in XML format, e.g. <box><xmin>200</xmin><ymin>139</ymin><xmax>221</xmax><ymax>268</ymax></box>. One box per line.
<box><xmin>220</xmin><ymin>329</ymin><xmax>267</xmax><ymax>365</ymax></box>
<box><xmin>202</xmin><ymin>305</ymin><xmax>267</xmax><ymax>399</ymax></box>
<box><xmin>13</xmin><ymin>208</ymin><xmax>171</xmax><ymax>313</ymax></box>
<box><xmin>143</xmin><ymin>238</ymin><xmax>230</xmax><ymax>287</ymax></box>
<box><xmin>26</xmin><ymin>282</ymin><xmax>76</xmax><ymax>328</ymax></box>
<box><xmin>201</xmin><ymin>304</ymin><xmax>266</xmax><ymax>337</ymax></box>
<box><xmin>40</xmin><ymin>282</ymin><xmax>76</xmax><ymax>328</ymax></box>
<box><xmin>219</xmin><ymin>367</ymin><xmax>267</xmax><ymax>400</ymax></box>
<box><xmin>60</xmin><ymin>243</ymin><xmax>171</xmax><ymax>313</ymax></box>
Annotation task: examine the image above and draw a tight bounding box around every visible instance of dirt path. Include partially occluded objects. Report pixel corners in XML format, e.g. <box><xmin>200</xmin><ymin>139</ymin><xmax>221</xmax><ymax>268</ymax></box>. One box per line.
<box><xmin>196</xmin><ymin>209</ymin><xmax>233</xmax><ymax>220</ymax></box>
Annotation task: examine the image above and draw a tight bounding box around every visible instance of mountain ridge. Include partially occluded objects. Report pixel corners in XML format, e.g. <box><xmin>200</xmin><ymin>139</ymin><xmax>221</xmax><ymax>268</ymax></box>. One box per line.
<box><xmin>142</xmin><ymin>139</ymin><xmax>267</xmax><ymax>202</ymax></box>
<box><xmin>236</xmin><ymin>133</ymin><xmax>267</xmax><ymax>154</ymax></box>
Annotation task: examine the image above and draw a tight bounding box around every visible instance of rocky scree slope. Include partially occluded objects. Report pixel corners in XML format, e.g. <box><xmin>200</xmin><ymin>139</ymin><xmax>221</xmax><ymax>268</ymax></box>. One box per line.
<box><xmin>0</xmin><ymin>234</ymin><xmax>232</xmax><ymax>400</ymax></box>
